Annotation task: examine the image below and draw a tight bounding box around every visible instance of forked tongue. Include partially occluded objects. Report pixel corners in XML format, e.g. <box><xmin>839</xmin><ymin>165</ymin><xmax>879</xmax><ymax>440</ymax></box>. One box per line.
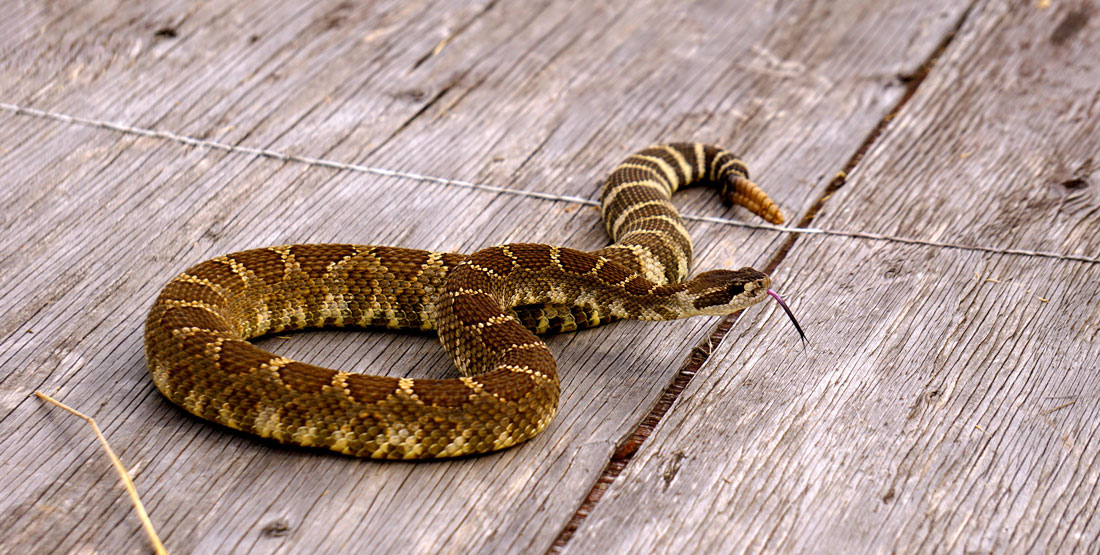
<box><xmin>766</xmin><ymin>290</ymin><xmax>806</xmax><ymax>344</ymax></box>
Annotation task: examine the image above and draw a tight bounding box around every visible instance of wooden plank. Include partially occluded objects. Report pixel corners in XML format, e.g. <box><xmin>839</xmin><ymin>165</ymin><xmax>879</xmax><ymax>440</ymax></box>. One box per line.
<box><xmin>0</xmin><ymin>0</ymin><xmax>968</xmax><ymax>553</ymax></box>
<box><xmin>4</xmin><ymin>0</ymin><xmax>964</xmax><ymax>213</ymax></box>
<box><xmin>565</xmin><ymin>2</ymin><xmax>1100</xmax><ymax>552</ymax></box>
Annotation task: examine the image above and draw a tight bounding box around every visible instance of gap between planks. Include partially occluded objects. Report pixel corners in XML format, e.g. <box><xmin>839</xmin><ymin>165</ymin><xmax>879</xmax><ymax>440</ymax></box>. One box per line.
<box><xmin>548</xmin><ymin>2</ymin><xmax>982</xmax><ymax>551</ymax></box>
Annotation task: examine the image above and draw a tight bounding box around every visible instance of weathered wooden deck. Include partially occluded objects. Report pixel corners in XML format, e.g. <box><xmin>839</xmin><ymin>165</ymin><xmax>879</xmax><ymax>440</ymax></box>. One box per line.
<box><xmin>2</xmin><ymin>0</ymin><xmax>1098</xmax><ymax>553</ymax></box>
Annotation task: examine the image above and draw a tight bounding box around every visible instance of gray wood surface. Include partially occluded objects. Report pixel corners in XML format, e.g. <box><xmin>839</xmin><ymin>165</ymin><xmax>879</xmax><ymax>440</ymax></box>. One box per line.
<box><xmin>566</xmin><ymin>2</ymin><xmax>1100</xmax><ymax>553</ymax></box>
<box><xmin>2</xmin><ymin>0</ymin><xmax>1093</xmax><ymax>553</ymax></box>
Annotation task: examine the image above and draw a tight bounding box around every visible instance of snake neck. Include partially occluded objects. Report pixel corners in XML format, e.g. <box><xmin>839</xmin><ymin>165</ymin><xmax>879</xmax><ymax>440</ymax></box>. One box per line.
<box><xmin>435</xmin><ymin>244</ymin><xmax>771</xmax><ymax>376</ymax></box>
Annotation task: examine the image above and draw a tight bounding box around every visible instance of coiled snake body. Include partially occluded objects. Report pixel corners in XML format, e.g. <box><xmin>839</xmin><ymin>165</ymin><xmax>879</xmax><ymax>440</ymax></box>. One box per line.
<box><xmin>145</xmin><ymin>143</ymin><xmax>791</xmax><ymax>459</ymax></box>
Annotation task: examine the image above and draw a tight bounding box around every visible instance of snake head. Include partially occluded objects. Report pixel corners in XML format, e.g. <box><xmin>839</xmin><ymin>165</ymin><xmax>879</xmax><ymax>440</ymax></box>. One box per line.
<box><xmin>686</xmin><ymin>268</ymin><xmax>806</xmax><ymax>343</ymax></box>
<box><xmin>686</xmin><ymin>267</ymin><xmax>771</xmax><ymax>315</ymax></box>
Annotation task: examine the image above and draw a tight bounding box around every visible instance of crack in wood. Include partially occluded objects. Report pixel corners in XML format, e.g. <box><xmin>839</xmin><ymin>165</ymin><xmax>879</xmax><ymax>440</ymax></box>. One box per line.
<box><xmin>411</xmin><ymin>0</ymin><xmax>500</xmax><ymax>69</ymax></box>
<box><xmin>546</xmin><ymin>3</ymin><xmax>981</xmax><ymax>553</ymax></box>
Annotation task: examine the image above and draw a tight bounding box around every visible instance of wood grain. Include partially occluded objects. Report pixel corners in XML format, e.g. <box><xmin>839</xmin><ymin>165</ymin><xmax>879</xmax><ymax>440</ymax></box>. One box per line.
<box><xmin>0</xmin><ymin>0</ymin><xmax>983</xmax><ymax>552</ymax></box>
<box><xmin>566</xmin><ymin>2</ymin><xmax>1100</xmax><ymax>552</ymax></box>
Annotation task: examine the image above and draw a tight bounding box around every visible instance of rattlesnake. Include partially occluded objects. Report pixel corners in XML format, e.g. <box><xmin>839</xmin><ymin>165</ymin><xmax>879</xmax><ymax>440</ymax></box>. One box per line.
<box><xmin>145</xmin><ymin>143</ymin><xmax>802</xmax><ymax>459</ymax></box>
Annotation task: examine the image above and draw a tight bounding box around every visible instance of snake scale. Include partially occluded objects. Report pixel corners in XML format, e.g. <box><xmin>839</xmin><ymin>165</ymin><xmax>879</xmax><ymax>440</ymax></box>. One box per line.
<box><xmin>145</xmin><ymin>143</ymin><xmax>802</xmax><ymax>459</ymax></box>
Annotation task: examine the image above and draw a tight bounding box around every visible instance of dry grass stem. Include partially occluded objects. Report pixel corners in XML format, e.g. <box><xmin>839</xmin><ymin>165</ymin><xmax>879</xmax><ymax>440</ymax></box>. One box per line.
<box><xmin>34</xmin><ymin>391</ymin><xmax>168</xmax><ymax>555</ymax></box>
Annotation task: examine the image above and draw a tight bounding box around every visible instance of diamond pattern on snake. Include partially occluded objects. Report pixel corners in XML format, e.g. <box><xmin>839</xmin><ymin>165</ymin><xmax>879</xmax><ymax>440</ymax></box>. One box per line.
<box><xmin>145</xmin><ymin>143</ymin><xmax>804</xmax><ymax>459</ymax></box>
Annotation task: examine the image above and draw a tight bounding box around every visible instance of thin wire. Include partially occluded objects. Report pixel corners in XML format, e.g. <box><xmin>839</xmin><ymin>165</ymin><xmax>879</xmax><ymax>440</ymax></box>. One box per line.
<box><xmin>2</xmin><ymin>101</ymin><xmax>1096</xmax><ymax>265</ymax></box>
